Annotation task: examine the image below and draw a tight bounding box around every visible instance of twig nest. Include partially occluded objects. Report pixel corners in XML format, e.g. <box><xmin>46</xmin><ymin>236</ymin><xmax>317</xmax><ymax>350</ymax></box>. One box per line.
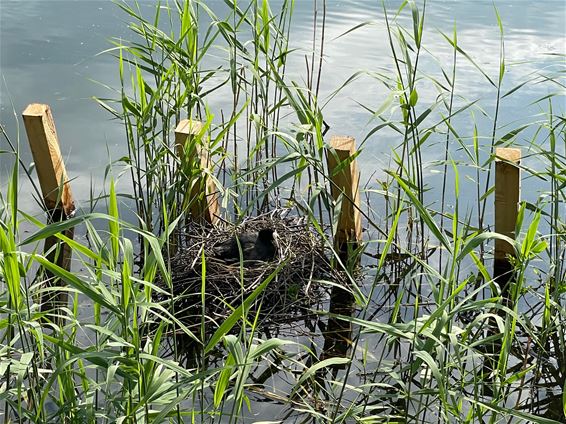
<box><xmin>157</xmin><ymin>210</ymin><xmax>345</xmax><ymax>336</ymax></box>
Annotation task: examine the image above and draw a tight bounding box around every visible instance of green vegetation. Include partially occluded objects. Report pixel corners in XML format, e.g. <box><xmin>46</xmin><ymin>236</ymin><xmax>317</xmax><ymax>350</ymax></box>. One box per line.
<box><xmin>1</xmin><ymin>0</ymin><xmax>564</xmax><ymax>422</ymax></box>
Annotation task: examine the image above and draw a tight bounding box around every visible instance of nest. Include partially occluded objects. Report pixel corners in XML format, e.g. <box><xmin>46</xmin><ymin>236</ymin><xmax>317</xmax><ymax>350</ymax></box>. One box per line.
<box><xmin>155</xmin><ymin>211</ymin><xmax>347</xmax><ymax>348</ymax></box>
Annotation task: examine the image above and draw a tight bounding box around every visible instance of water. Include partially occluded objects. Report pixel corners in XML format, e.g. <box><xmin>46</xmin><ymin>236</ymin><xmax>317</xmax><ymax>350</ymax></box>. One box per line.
<box><xmin>1</xmin><ymin>0</ymin><xmax>564</xmax><ymax>211</ymax></box>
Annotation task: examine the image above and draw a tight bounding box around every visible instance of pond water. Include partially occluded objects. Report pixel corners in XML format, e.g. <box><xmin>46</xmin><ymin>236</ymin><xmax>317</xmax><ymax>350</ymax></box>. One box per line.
<box><xmin>1</xmin><ymin>0</ymin><xmax>564</xmax><ymax>214</ymax></box>
<box><xmin>0</xmin><ymin>1</ymin><xmax>564</xmax><ymax>421</ymax></box>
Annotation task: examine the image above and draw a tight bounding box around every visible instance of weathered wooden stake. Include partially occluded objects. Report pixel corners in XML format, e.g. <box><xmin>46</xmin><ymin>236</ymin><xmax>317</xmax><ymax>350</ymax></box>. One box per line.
<box><xmin>175</xmin><ymin>119</ymin><xmax>219</xmax><ymax>225</ymax></box>
<box><xmin>494</xmin><ymin>147</ymin><xmax>521</xmax><ymax>300</ymax></box>
<box><xmin>23</xmin><ymin>103</ymin><xmax>75</xmax><ymax>313</ymax></box>
<box><xmin>322</xmin><ymin>135</ymin><xmax>362</xmax><ymax>365</ymax></box>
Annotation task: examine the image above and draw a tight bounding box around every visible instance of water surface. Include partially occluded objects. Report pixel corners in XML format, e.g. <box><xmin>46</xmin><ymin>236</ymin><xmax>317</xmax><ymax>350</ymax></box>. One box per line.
<box><xmin>1</xmin><ymin>1</ymin><xmax>564</xmax><ymax>213</ymax></box>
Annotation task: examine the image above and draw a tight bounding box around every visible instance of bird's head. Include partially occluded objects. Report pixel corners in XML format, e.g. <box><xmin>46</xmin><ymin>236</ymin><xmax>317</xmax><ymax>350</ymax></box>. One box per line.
<box><xmin>257</xmin><ymin>228</ymin><xmax>277</xmax><ymax>243</ymax></box>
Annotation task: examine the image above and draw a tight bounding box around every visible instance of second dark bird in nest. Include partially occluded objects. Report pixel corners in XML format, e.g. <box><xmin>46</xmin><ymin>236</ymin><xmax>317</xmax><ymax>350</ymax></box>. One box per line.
<box><xmin>213</xmin><ymin>228</ymin><xmax>279</xmax><ymax>263</ymax></box>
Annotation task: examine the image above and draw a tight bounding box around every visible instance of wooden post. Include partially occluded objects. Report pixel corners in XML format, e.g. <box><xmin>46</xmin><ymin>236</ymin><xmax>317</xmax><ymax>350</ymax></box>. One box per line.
<box><xmin>175</xmin><ymin>119</ymin><xmax>219</xmax><ymax>225</ymax></box>
<box><xmin>321</xmin><ymin>135</ymin><xmax>362</xmax><ymax>365</ymax></box>
<box><xmin>22</xmin><ymin>104</ymin><xmax>75</xmax><ymax>217</ymax></box>
<box><xmin>22</xmin><ymin>103</ymin><xmax>75</xmax><ymax>314</ymax></box>
<box><xmin>326</xmin><ymin>135</ymin><xmax>362</xmax><ymax>253</ymax></box>
<box><xmin>494</xmin><ymin>147</ymin><xmax>521</xmax><ymax>300</ymax></box>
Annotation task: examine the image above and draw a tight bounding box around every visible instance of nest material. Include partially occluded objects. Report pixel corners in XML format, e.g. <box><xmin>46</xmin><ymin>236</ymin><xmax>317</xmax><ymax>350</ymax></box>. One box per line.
<box><xmin>157</xmin><ymin>211</ymin><xmax>345</xmax><ymax>338</ymax></box>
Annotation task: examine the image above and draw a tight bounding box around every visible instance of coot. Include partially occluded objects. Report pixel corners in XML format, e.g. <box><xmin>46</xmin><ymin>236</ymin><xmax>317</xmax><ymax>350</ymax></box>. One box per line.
<box><xmin>213</xmin><ymin>228</ymin><xmax>278</xmax><ymax>263</ymax></box>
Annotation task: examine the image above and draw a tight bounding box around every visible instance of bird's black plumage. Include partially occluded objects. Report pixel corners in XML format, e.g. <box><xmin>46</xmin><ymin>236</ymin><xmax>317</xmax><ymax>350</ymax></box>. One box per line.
<box><xmin>213</xmin><ymin>228</ymin><xmax>278</xmax><ymax>263</ymax></box>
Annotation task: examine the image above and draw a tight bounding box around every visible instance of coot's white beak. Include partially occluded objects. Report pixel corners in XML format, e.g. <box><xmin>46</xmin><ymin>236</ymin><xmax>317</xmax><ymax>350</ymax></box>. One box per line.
<box><xmin>272</xmin><ymin>230</ymin><xmax>280</xmax><ymax>249</ymax></box>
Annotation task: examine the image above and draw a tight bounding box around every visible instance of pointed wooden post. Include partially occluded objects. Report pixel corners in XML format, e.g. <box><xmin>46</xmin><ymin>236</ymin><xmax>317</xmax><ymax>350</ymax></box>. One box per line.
<box><xmin>494</xmin><ymin>147</ymin><xmax>521</xmax><ymax>301</ymax></box>
<box><xmin>175</xmin><ymin>119</ymin><xmax>219</xmax><ymax>225</ymax></box>
<box><xmin>23</xmin><ymin>103</ymin><xmax>75</xmax><ymax>315</ymax></box>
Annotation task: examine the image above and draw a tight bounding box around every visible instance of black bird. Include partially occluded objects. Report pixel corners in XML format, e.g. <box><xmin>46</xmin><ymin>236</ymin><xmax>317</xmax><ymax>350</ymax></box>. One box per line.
<box><xmin>213</xmin><ymin>228</ymin><xmax>278</xmax><ymax>263</ymax></box>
